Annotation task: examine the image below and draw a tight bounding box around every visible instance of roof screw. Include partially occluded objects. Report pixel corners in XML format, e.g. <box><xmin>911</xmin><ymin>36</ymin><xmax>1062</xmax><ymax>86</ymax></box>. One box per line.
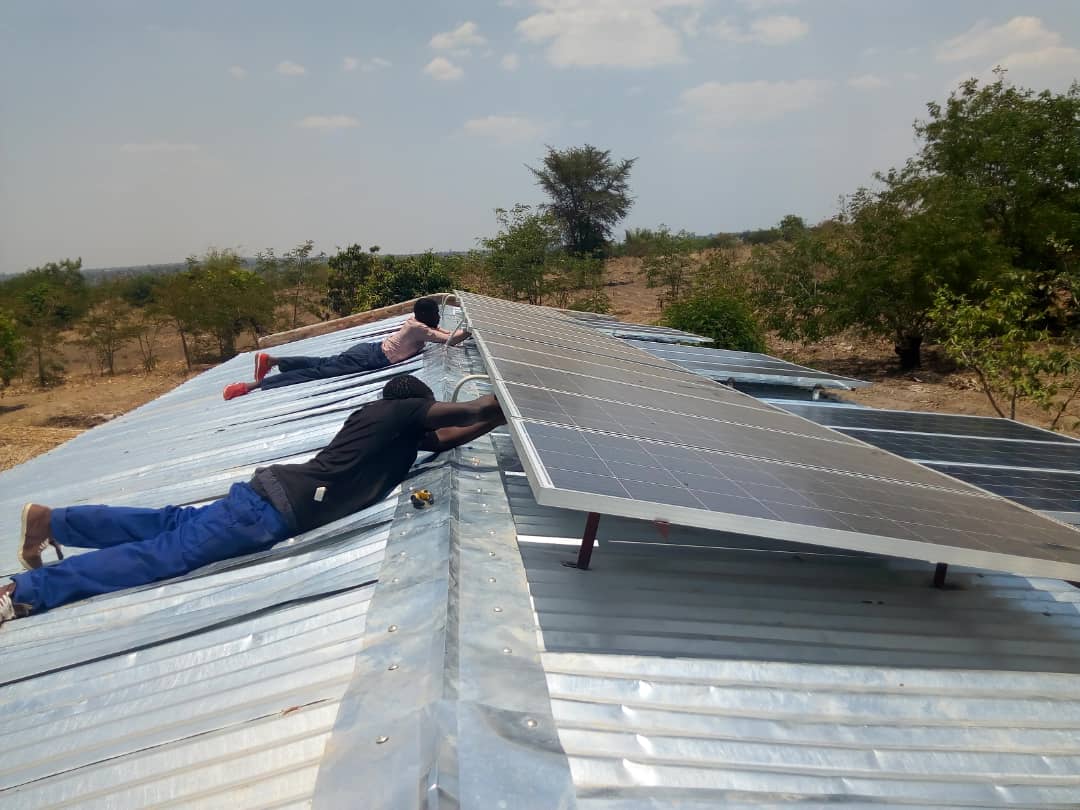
<box><xmin>489</xmin><ymin>530</ymin><xmax>496</xmax><ymax>535</ymax></box>
<box><xmin>502</xmin><ymin>647</ymin><xmax>512</xmax><ymax>654</ymax></box>
<box><xmin>524</xmin><ymin>718</ymin><xmax>538</xmax><ymax>729</ymax></box>
<box><xmin>488</xmin><ymin>577</ymin><xmax>497</xmax><ymax>583</ymax></box>
<box><xmin>388</xmin><ymin>663</ymin><xmax>399</xmax><ymax>671</ymax></box>
<box><xmin>489</xmin><ymin>551</ymin><xmax>496</xmax><ymax>557</ymax></box>
<box><xmin>493</xmin><ymin>606</ymin><xmax>503</xmax><ymax>613</ymax></box>
<box><xmin>391</xmin><ymin>577</ymin><xmax>400</xmax><ymax>583</ymax></box>
<box><xmin>388</xmin><ymin>624</ymin><xmax>398</xmax><ymax>633</ymax></box>
<box><xmin>376</xmin><ymin>735</ymin><xmax>390</xmax><ymax>744</ymax></box>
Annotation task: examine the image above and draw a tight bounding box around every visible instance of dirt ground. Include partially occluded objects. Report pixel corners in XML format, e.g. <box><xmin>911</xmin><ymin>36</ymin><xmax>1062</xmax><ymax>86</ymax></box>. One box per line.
<box><xmin>2</xmin><ymin>273</ymin><xmax>1078</xmax><ymax>473</ymax></box>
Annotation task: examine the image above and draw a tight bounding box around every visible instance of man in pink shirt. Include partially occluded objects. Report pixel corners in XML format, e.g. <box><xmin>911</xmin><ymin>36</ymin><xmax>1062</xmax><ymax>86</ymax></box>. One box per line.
<box><xmin>223</xmin><ymin>297</ymin><xmax>470</xmax><ymax>399</ymax></box>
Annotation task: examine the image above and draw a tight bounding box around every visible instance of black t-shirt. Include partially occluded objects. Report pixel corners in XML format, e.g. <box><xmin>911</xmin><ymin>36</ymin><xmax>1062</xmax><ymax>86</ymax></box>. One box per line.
<box><xmin>256</xmin><ymin>397</ymin><xmax>435</xmax><ymax>533</ymax></box>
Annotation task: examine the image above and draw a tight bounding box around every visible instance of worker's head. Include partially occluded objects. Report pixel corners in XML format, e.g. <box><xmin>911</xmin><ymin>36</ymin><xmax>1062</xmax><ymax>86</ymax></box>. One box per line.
<box><xmin>414</xmin><ymin>297</ymin><xmax>440</xmax><ymax>329</ymax></box>
<box><xmin>382</xmin><ymin>374</ymin><xmax>435</xmax><ymax>401</ymax></box>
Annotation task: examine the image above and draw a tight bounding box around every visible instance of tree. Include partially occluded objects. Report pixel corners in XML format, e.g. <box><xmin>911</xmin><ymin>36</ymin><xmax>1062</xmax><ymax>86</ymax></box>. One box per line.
<box><xmin>188</xmin><ymin>249</ymin><xmax>275</xmax><ymax>359</ymax></box>
<box><xmin>326</xmin><ymin>244</ymin><xmax>380</xmax><ymax>317</ymax></box>
<box><xmin>279</xmin><ymin>240</ymin><xmax>326</xmax><ymax>328</ymax></box>
<box><xmin>914</xmin><ymin>71</ymin><xmax>1080</xmax><ymax>297</ymax></box>
<box><xmin>480</xmin><ymin>204</ymin><xmax>562</xmax><ymax>304</ymax></box>
<box><xmin>662</xmin><ymin>291</ymin><xmax>766</xmax><ymax>353</ymax></box>
<box><xmin>642</xmin><ymin>226</ymin><xmax>698</xmax><ymax>308</ymax></box>
<box><xmin>931</xmin><ymin>279</ymin><xmax>1074</xmax><ymax>421</ymax></box>
<box><xmin>529</xmin><ymin>145</ymin><xmax>636</xmax><ymax>255</ymax></box>
<box><xmin>155</xmin><ymin>271</ymin><xmax>201</xmax><ymax>370</ymax></box>
<box><xmin>357</xmin><ymin>251</ymin><xmax>456</xmax><ymax>310</ymax></box>
<box><xmin>0</xmin><ymin>311</ymin><xmax>24</xmax><ymax>388</ymax></box>
<box><xmin>76</xmin><ymin>280</ymin><xmax>136</xmax><ymax>376</ymax></box>
<box><xmin>9</xmin><ymin>259</ymin><xmax>87</xmax><ymax>385</ymax></box>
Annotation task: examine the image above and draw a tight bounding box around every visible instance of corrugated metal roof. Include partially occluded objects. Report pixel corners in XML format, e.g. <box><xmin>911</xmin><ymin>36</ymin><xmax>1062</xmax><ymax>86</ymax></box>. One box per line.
<box><xmin>485</xmin><ymin>369</ymin><xmax>1080</xmax><ymax>805</ymax></box>
<box><xmin>6</xmin><ymin>312</ymin><xmax>1080</xmax><ymax>808</ymax></box>
<box><xmin>0</xmin><ymin>317</ymin><xmax>428</xmax><ymax>807</ymax></box>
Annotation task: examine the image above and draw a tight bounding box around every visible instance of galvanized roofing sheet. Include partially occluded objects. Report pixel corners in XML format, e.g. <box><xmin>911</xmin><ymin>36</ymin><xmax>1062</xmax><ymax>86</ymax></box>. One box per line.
<box><xmin>0</xmin><ymin>317</ymin><xmax>427</xmax><ymax>807</ymax></box>
<box><xmin>6</xmin><ymin>312</ymin><xmax>1080</xmax><ymax>808</ymax></box>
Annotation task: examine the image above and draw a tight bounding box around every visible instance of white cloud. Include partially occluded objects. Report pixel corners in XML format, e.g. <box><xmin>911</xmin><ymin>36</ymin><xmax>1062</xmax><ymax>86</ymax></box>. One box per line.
<box><xmin>738</xmin><ymin>0</ymin><xmax>800</xmax><ymax>9</ymax></box>
<box><xmin>228</xmin><ymin>66</ymin><xmax>247</xmax><ymax>80</ymax></box>
<box><xmin>424</xmin><ymin>57</ymin><xmax>464</xmax><ymax>81</ymax></box>
<box><xmin>626</xmin><ymin>85</ymin><xmax>644</xmax><ymax>96</ymax></box>
<box><xmin>681</xmin><ymin>79</ymin><xmax>831</xmax><ymax>127</ymax></box>
<box><xmin>430</xmin><ymin>21</ymin><xmax>486</xmax><ymax>53</ymax></box>
<box><xmin>297</xmin><ymin>115</ymin><xmax>361</xmax><ymax>130</ymax></box>
<box><xmin>121</xmin><ymin>142</ymin><xmax>200</xmax><ymax>154</ymax></box>
<box><xmin>346</xmin><ymin>56</ymin><xmax>392</xmax><ymax>73</ymax></box>
<box><xmin>999</xmin><ymin>45</ymin><xmax>1080</xmax><ymax>71</ymax></box>
<box><xmin>847</xmin><ymin>73</ymin><xmax>887</xmax><ymax>90</ymax></box>
<box><xmin>680</xmin><ymin>11</ymin><xmax>702</xmax><ymax>38</ymax></box>
<box><xmin>711</xmin><ymin>14</ymin><xmax>808</xmax><ymax>46</ymax></box>
<box><xmin>463</xmin><ymin>115</ymin><xmax>542</xmax><ymax>143</ymax></box>
<box><xmin>517</xmin><ymin>0</ymin><xmax>701</xmax><ymax>69</ymax></box>
<box><xmin>501</xmin><ymin>53</ymin><xmax>520</xmax><ymax>71</ymax></box>
<box><xmin>276</xmin><ymin>60</ymin><xmax>306</xmax><ymax>76</ymax></box>
<box><xmin>937</xmin><ymin>16</ymin><xmax>1059</xmax><ymax>63</ymax></box>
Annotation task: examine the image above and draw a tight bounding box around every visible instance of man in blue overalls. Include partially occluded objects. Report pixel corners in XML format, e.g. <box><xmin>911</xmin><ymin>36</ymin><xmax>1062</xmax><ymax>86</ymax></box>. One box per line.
<box><xmin>2</xmin><ymin>375</ymin><xmax>504</xmax><ymax>625</ymax></box>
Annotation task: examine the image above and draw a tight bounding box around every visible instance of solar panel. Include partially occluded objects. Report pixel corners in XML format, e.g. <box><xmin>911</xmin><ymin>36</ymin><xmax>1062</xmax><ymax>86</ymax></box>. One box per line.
<box><xmin>459</xmin><ymin>291</ymin><xmax>1080</xmax><ymax>580</ymax></box>
<box><xmin>779</xmin><ymin>402</ymin><xmax>1080</xmax><ymax>443</ymax></box>
<box><xmin>627</xmin><ymin>340</ymin><xmax>870</xmax><ymax>390</ymax></box>
<box><xmin>773</xmin><ymin>402</ymin><xmax>1080</xmax><ymax>521</ymax></box>
<box><xmin>568</xmin><ymin>314</ymin><xmax>711</xmax><ymax>344</ymax></box>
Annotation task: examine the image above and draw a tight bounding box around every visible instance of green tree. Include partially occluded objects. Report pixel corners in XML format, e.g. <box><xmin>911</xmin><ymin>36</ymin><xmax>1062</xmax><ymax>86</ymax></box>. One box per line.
<box><xmin>931</xmin><ymin>279</ymin><xmax>1074</xmax><ymax>421</ymax></box>
<box><xmin>76</xmin><ymin>280</ymin><xmax>137</xmax><ymax>375</ymax></box>
<box><xmin>326</xmin><ymin>244</ymin><xmax>380</xmax><ymax>317</ymax></box>
<box><xmin>279</xmin><ymin>240</ymin><xmax>326</xmax><ymax>328</ymax></box>
<box><xmin>9</xmin><ymin>258</ymin><xmax>87</xmax><ymax>385</ymax></box>
<box><xmin>480</xmin><ymin>204</ymin><xmax>562</xmax><ymax>304</ymax></box>
<box><xmin>188</xmin><ymin>249</ymin><xmax>276</xmax><ymax>359</ymax></box>
<box><xmin>529</xmin><ymin>145</ymin><xmax>636</xmax><ymax>255</ymax></box>
<box><xmin>357</xmin><ymin>251</ymin><xmax>456</xmax><ymax>310</ymax></box>
<box><xmin>642</xmin><ymin>226</ymin><xmax>698</xmax><ymax>308</ymax></box>
<box><xmin>155</xmin><ymin>271</ymin><xmax>201</xmax><ymax>370</ymax></box>
<box><xmin>0</xmin><ymin>311</ymin><xmax>25</xmax><ymax>388</ymax></box>
<box><xmin>662</xmin><ymin>291</ymin><xmax>766</xmax><ymax>353</ymax></box>
<box><xmin>915</xmin><ymin>71</ymin><xmax>1080</xmax><ymax>295</ymax></box>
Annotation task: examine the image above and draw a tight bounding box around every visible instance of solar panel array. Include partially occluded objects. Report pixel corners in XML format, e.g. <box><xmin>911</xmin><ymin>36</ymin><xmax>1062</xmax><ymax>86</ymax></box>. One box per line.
<box><xmin>459</xmin><ymin>291</ymin><xmax>1080</xmax><ymax>580</ymax></box>
<box><xmin>778</xmin><ymin>402</ymin><xmax>1080</xmax><ymax>522</ymax></box>
<box><xmin>627</xmin><ymin>340</ymin><xmax>870</xmax><ymax>390</ymax></box>
<box><xmin>567</xmin><ymin>313</ymin><xmax>711</xmax><ymax>344</ymax></box>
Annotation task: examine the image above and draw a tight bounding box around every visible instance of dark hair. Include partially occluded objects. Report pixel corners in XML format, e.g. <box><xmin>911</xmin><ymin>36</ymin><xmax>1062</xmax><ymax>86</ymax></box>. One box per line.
<box><xmin>414</xmin><ymin>297</ymin><xmax>440</xmax><ymax>328</ymax></box>
<box><xmin>382</xmin><ymin>374</ymin><xmax>435</xmax><ymax>401</ymax></box>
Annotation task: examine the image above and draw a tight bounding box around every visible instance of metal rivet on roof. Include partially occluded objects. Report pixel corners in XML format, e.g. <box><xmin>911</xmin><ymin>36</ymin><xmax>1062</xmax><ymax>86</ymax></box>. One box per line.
<box><xmin>392</xmin><ymin>577</ymin><xmax>400</xmax><ymax>583</ymax></box>
<box><xmin>388</xmin><ymin>625</ymin><xmax>398</xmax><ymax>633</ymax></box>
<box><xmin>388</xmin><ymin>663</ymin><xmax>399</xmax><ymax>671</ymax></box>
<box><xmin>524</xmin><ymin>718</ymin><xmax>538</xmax><ymax>729</ymax></box>
<box><xmin>489</xmin><ymin>551</ymin><xmax>496</xmax><ymax>557</ymax></box>
<box><xmin>488</xmin><ymin>577</ymin><xmax>497</xmax><ymax>583</ymax></box>
<box><xmin>493</xmin><ymin>606</ymin><xmax>503</xmax><ymax>613</ymax></box>
<box><xmin>502</xmin><ymin>647</ymin><xmax>512</xmax><ymax>654</ymax></box>
<box><xmin>376</xmin><ymin>735</ymin><xmax>390</xmax><ymax>744</ymax></box>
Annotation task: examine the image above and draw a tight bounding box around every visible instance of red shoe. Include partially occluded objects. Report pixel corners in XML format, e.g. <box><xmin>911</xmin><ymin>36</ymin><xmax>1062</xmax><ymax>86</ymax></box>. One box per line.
<box><xmin>223</xmin><ymin>382</ymin><xmax>250</xmax><ymax>400</ymax></box>
<box><xmin>254</xmin><ymin>353</ymin><xmax>272</xmax><ymax>383</ymax></box>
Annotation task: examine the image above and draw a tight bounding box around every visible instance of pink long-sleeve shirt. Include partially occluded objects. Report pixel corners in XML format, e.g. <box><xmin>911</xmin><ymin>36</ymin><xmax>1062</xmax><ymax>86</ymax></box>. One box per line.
<box><xmin>380</xmin><ymin>318</ymin><xmax>465</xmax><ymax>364</ymax></box>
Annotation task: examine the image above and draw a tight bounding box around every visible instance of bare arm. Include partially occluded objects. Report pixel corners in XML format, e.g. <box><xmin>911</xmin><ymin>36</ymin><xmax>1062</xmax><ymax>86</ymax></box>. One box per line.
<box><xmin>419</xmin><ymin>414</ymin><xmax>506</xmax><ymax>453</ymax></box>
<box><xmin>423</xmin><ymin>394</ymin><xmax>504</xmax><ymax>430</ymax></box>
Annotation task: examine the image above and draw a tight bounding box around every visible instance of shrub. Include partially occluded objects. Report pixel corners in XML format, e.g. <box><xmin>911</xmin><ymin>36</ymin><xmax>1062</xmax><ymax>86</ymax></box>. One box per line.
<box><xmin>662</xmin><ymin>291</ymin><xmax>766</xmax><ymax>352</ymax></box>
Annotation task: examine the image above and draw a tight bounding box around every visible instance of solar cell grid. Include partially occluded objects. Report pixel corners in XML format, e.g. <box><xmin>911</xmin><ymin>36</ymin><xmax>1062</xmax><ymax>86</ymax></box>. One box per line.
<box><xmin>779</xmin><ymin>403</ymin><xmax>1078</xmax><ymax>443</ymax></box>
<box><xmin>839</xmin><ymin>431</ymin><xmax>1080</xmax><ymax>472</ymax></box>
<box><xmin>520</xmin><ymin>421</ymin><xmax>1080</xmax><ymax>570</ymax></box>
<box><xmin>458</xmin><ymin>291</ymin><xmax>1080</xmax><ymax>579</ymax></box>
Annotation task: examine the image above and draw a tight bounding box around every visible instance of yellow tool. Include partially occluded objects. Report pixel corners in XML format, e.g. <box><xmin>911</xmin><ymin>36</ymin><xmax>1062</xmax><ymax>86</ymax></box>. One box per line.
<box><xmin>410</xmin><ymin>489</ymin><xmax>434</xmax><ymax>509</ymax></box>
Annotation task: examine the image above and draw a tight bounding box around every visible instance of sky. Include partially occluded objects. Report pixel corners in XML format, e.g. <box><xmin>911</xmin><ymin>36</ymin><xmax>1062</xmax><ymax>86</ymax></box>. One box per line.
<box><xmin>1</xmin><ymin>1</ymin><xmax>1078</xmax><ymax>274</ymax></box>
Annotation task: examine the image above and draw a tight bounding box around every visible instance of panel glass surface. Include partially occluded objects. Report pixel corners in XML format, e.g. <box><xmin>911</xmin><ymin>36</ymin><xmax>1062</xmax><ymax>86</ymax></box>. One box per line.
<box><xmin>779</xmin><ymin>403</ymin><xmax>1077</xmax><ymax>443</ymax></box>
<box><xmin>459</xmin><ymin>291</ymin><xmax>1080</xmax><ymax>578</ymax></box>
<box><xmin>835</xmin><ymin>430</ymin><xmax>1080</xmax><ymax>471</ymax></box>
<box><xmin>522</xmin><ymin>420</ymin><xmax>1080</xmax><ymax>569</ymax></box>
<box><xmin>925</xmin><ymin>464</ymin><xmax>1080</xmax><ymax>514</ymax></box>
